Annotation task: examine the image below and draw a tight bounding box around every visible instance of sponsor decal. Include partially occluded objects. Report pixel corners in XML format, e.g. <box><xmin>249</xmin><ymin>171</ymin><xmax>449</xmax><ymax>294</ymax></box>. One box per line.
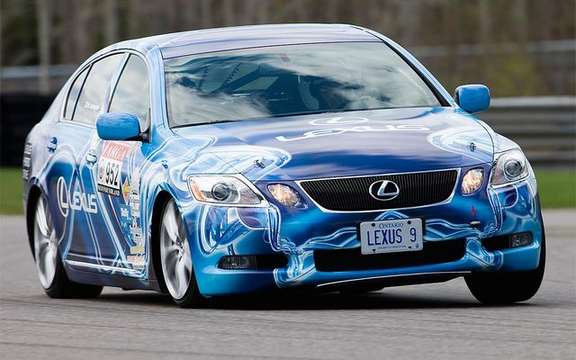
<box><xmin>130</xmin><ymin>189</ymin><xmax>140</xmax><ymax>213</ymax></box>
<box><xmin>124</xmin><ymin>169</ymin><xmax>144</xmax><ymax>252</ymax></box>
<box><xmin>57</xmin><ymin>177</ymin><xmax>98</xmax><ymax>217</ymax></box>
<box><xmin>118</xmin><ymin>204</ymin><xmax>132</xmax><ymax>236</ymax></box>
<box><xmin>309</xmin><ymin>116</ymin><xmax>369</xmax><ymax>126</ymax></box>
<box><xmin>130</xmin><ymin>245</ymin><xmax>145</xmax><ymax>255</ymax></box>
<box><xmin>127</xmin><ymin>255</ymin><xmax>145</xmax><ymax>267</ymax></box>
<box><xmin>117</xmin><ymin>171</ymin><xmax>145</xmax><ymax>254</ymax></box>
<box><xmin>82</xmin><ymin>100</ymin><xmax>100</xmax><ymax>112</ymax></box>
<box><xmin>22</xmin><ymin>142</ymin><xmax>33</xmax><ymax>180</ymax></box>
<box><xmin>275</xmin><ymin>124</ymin><xmax>430</xmax><ymax>142</ymax></box>
<box><xmin>120</xmin><ymin>205</ymin><xmax>130</xmax><ymax>219</ymax></box>
<box><xmin>122</xmin><ymin>177</ymin><xmax>131</xmax><ymax>203</ymax></box>
<box><xmin>130</xmin><ymin>222</ymin><xmax>142</xmax><ymax>240</ymax></box>
<box><xmin>97</xmin><ymin>142</ymin><xmax>133</xmax><ymax>196</ymax></box>
<box><xmin>129</xmin><ymin>170</ymin><xmax>141</xmax><ymax>215</ymax></box>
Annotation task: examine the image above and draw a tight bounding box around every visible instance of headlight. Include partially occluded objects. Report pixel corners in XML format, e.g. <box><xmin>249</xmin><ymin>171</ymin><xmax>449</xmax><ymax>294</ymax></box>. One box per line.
<box><xmin>461</xmin><ymin>168</ymin><xmax>484</xmax><ymax>195</ymax></box>
<box><xmin>490</xmin><ymin>149</ymin><xmax>529</xmax><ymax>186</ymax></box>
<box><xmin>188</xmin><ymin>175</ymin><xmax>267</xmax><ymax>207</ymax></box>
<box><xmin>267</xmin><ymin>184</ymin><xmax>303</xmax><ymax>208</ymax></box>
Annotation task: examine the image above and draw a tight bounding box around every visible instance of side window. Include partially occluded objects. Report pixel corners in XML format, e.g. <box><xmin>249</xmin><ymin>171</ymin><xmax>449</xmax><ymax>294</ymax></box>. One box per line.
<box><xmin>74</xmin><ymin>54</ymin><xmax>124</xmax><ymax>125</ymax></box>
<box><xmin>63</xmin><ymin>67</ymin><xmax>89</xmax><ymax>120</ymax></box>
<box><xmin>109</xmin><ymin>55</ymin><xmax>150</xmax><ymax>130</ymax></box>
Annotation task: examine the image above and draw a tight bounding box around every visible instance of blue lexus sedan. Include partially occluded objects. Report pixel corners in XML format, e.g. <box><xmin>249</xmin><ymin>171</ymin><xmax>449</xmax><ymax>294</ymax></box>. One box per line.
<box><xmin>23</xmin><ymin>24</ymin><xmax>545</xmax><ymax>307</ymax></box>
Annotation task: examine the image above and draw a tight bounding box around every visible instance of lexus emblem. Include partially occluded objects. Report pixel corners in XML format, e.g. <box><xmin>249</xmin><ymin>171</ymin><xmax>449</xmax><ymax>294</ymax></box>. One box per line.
<box><xmin>57</xmin><ymin>176</ymin><xmax>70</xmax><ymax>217</ymax></box>
<box><xmin>369</xmin><ymin>180</ymin><xmax>400</xmax><ymax>201</ymax></box>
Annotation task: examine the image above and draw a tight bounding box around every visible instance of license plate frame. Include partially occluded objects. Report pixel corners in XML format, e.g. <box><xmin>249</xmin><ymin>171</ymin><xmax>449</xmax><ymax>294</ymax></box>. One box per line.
<box><xmin>359</xmin><ymin>218</ymin><xmax>423</xmax><ymax>255</ymax></box>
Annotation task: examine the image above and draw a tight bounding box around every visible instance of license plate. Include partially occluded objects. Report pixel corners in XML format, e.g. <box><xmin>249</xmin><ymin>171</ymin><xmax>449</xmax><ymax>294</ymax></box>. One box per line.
<box><xmin>360</xmin><ymin>218</ymin><xmax>423</xmax><ymax>255</ymax></box>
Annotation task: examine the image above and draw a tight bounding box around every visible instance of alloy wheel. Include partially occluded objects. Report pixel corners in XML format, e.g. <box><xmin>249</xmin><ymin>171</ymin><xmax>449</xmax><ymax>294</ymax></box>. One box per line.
<box><xmin>159</xmin><ymin>200</ymin><xmax>193</xmax><ymax>300</ymax></box>
<box><xmin>34</xmin><ymin>197</ymin><xmax>58</xmax><ymax>289</ymax></box>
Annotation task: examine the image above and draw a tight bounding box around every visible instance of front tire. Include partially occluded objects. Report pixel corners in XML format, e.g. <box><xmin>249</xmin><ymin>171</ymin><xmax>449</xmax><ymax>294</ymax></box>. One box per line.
<box><xmin>158</xmin><ymin>199</ymin><xmax>203</xmax><ymax>307</ymax></box>
<box><xmin>33</xmin><ymin>195</ymin><xmax>102</xmax><ymax>298</ymax></box>
<box><xmin>465</xmin><ymin>234</ymin><xmax>545</xmax><ymax>305</ymax></box>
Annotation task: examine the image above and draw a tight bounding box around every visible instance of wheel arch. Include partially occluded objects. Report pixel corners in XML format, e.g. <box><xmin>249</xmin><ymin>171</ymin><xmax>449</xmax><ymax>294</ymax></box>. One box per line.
<box><xmin>148</xmin><ymin>190</ymin><xmax>173</xmax><ymax>293</ymax></box>
<box><xmin>25</xmin><ymin>185</ymin><xmax>43</xmax><ymax>258</ymax></box>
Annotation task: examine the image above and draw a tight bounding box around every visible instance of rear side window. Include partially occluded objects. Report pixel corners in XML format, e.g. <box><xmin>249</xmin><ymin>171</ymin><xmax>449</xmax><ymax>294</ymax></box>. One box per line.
<box><xmin>74</xmin><ymin>54</ymin><xmax>124</xmax><ymax>125</ymax></box>
<box><xmin>109</xmin><ymin>55</ymin><xmax>150</xmax><ymax>130</ymax></box>
<box><xmin>63</xmin><ymin>67</ymin><xmax>89</xmax><ymax>120</ymax></box>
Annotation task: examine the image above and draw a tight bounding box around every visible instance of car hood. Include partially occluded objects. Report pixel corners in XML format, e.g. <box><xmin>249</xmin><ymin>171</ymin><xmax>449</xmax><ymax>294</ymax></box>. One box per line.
<box><xmin>172</xmin><ymin>107</ymin><xmax>494</xmax><ymax>181</ymax></box>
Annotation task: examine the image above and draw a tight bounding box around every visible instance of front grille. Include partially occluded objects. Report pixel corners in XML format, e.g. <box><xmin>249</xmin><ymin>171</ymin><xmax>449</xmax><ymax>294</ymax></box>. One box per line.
<box><xmin>314</xmin><ymin>239</ymin><xmax>466</xmax><ymax>272</ymax></box>
<box><xmin>299</xmin><ymin>169</ymin><xmax>458</xmax><ymax>211</ymax></box>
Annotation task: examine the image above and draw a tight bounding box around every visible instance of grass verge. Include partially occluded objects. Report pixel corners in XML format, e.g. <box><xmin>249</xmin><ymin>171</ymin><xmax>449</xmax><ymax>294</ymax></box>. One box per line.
<box><xmin>0</xmin><ymin>167</ymin><xmax>24</xmax><ymax>214</ymax></box>
<box><xmin>534</xmin><ymin>169</ymin><xmax>576</xmax><ymax>209</ymax></box>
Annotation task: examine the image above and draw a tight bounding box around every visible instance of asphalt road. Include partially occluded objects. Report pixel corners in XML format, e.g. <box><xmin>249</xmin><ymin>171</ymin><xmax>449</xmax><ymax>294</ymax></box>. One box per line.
<box><xmin>1</xmin><ymin>211</ymin><xmax>574</xmax><ymax>360</ymax></box>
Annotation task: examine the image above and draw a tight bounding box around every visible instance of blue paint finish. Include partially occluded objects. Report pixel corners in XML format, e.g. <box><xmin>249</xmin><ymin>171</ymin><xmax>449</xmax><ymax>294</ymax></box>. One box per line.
<box><xmin>96</xmin><ymin>112</ymin><xmax>141</xmax><ymax>140</ymax></box>
<box><xmin>22</xmin><ymin>24</ymin><xmax>543</xmax><ymax>297</ymax></box>
<box><xmin>173</xmin><ymin>107</ymin><xmax>494</xmax><ymax>180</ymax></box>
<box><xmin>455</xmin><ymin>84</ymin><xmax>491</xmax><ymax>113</ymax></box>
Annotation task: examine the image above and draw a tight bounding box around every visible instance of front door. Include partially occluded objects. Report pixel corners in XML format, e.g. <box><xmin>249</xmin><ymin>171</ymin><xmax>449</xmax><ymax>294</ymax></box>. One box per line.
<box><xmin>87</xmin><ymin>54</ymin><xmax>151</xmax><ymax>274</ymax></box>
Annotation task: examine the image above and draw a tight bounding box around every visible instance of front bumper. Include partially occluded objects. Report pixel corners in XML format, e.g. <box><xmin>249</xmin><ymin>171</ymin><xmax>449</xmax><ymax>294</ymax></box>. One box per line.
<box><xmin>181</xmin><ymin>169</ymin><xmax>543</xmax><ymax>297</ymax></box>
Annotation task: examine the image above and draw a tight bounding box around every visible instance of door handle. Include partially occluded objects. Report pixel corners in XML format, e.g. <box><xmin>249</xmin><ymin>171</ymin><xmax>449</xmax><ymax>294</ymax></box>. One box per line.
<box><xmin>86</xmin><ymin>149</ymin><xmax>97</xmax><ymax>165</ymax></box>
<box><xmin>47</xmin><ymin>137</ymin><xmax>58</xmax><ymax>152</ymax></box>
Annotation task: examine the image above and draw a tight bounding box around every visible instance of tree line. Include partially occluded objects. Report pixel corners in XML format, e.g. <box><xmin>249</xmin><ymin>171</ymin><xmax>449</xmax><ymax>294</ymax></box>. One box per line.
<box><xmin>1</xmin><ymin>0</ymin><xmax>575</xmax><ymax>96</ymax></box>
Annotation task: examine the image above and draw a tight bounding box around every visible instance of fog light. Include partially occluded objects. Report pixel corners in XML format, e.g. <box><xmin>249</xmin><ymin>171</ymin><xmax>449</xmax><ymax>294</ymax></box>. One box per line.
<box><xmin>461</xmin><ymin>168</ymin><xmax>484</xmax><ymax>195</ymax></box>
<box><xmin>267</xmin><ymin>184</ymin><xmax>303</xmax><ymax>207</ymax></box>
<box><xmin>510</xmin><ymin>232</ymin><xmax>533</xmax><ymax>248</ymax></box>
<box><xmin>218</xmin><ymin>255</ymin><xmax>257</xmax><ymax>270</ymax></box>
<box><xmin>218</xmin><ymin>255</ymin><xmax>288</xmax><ymax>270</ymax></box>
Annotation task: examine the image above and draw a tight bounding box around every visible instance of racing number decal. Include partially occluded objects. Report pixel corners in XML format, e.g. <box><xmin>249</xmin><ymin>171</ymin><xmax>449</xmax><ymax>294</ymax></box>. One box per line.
<box><xmin>104</xmin><ymin>161</ymin><xmax>120</xmax><ymax>188</ymax></box>
<box><xmin>97</xmin><ymin>142</ymin><xmax>132</xmax><ymax>196</ymax></box>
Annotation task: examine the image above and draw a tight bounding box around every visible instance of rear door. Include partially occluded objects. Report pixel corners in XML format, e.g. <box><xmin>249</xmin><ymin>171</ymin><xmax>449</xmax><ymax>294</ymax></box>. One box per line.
<box><xmin>62</xmin><ymin>53</ymin><xmax>126</xmax><ymax>267</ymax></box>
<box><xmin>44</xmin><ymin>65</ymin><xmax>94</xmax><ymax>261</ymax></box>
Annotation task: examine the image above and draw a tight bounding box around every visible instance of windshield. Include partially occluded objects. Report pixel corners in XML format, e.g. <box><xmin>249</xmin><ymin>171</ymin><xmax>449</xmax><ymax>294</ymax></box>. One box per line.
<box><xmin>164</xmin><ymin>42</ymin><xmax>442</xmax><ymax>127</ymax></box>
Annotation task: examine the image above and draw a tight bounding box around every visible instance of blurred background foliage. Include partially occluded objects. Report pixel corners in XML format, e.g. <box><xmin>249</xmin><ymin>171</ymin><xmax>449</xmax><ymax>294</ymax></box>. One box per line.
<box><xmin>1</xmin><ymin>0</ymin><xmax>575</xmax><ymax>96</ymax></box>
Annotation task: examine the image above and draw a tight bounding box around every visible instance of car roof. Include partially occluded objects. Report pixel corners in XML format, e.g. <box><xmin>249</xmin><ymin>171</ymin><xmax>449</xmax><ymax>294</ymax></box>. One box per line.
<box><xmin>111</xmin><ymin>24</ymin><xmax>380</xmax><ymax>59</ymax></box>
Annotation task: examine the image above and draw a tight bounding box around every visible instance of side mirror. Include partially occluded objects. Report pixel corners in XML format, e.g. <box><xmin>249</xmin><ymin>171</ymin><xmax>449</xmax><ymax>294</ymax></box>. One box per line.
<box><xmin>96</xmin><ymin>112</ymin><xmax>141</xmax><ymax>141</ymax></box>
<box><xmin>454</xmin><ymin>84</ymin><xmax>490</xmax><ymax>113</ymax></box>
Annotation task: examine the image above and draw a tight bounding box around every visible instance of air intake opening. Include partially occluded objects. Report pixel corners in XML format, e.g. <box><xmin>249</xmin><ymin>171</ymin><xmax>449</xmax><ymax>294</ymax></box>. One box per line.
<box><xmin>314</xmin><ymin>239</ymin><xmax>466</xmax><ymax>272</ymax></box>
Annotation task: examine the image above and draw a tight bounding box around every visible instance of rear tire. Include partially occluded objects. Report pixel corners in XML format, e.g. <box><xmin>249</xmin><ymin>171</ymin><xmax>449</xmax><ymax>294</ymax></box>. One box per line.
<box><xmin>158</xmin><ymin>199</ymin><xmax>204</xmax><ymax>307</ymax></box>
<box><xmin>33</xmin><ymin>195</ymin><xmax>102</xmax><ymax>298</ymax></box>
<box><xmin>465</xmin><ymin>234</ymin><xmax>545</xmax><ymax>305</ymax></box>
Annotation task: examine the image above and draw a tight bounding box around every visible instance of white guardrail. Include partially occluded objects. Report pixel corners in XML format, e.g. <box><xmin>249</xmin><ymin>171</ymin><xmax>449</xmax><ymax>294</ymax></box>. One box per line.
<box><xmin>480</xmin><ymin>96</ymin><xmax>575</xmax><ymax>167</ymax></box>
